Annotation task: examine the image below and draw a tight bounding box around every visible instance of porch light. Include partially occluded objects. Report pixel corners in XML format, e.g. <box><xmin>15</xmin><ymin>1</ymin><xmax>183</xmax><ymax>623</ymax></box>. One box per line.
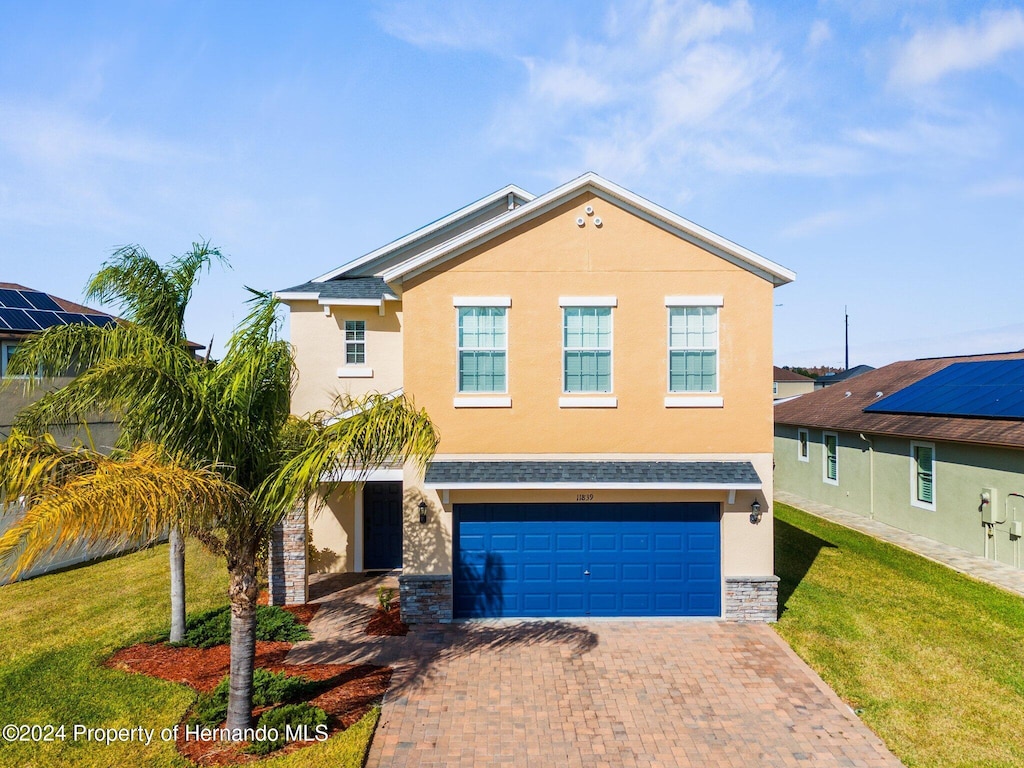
<box><xmin>749</xmin><ymin>500</ymin><xmax>762</xmax><ymax>525</ymax></box>
<box><xmin>418</xmin><ymin>501</ymin><xmax>428</xmax><ymax>524</ymax></box>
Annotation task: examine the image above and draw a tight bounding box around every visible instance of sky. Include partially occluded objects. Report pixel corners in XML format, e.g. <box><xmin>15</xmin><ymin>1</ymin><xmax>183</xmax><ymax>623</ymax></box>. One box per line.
<box><xmin>1</xmin><ymin>1</ymin><xmax>1023</xmax><ymax>367</ymax></box>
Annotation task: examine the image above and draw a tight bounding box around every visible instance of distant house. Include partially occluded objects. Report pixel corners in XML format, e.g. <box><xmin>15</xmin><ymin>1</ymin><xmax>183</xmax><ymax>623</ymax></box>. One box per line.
<box><xmin>773</xmin><ymin>366</ymin><xmax>814</xmax><ymax>400</ymax></box>
<box><xmin>775</xmin><ymin>351</ymin><xmax>1024</xmax><ymax>571</ymax></box>
<box><xmin>814</xmin><ymin>364</ymin><xmax>874</xmax><ymax>389</ymax></box>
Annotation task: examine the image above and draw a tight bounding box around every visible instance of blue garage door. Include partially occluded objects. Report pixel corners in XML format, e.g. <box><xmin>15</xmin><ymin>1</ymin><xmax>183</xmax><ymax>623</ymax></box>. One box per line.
<box><xmin>453</xmin><ymin>502</ymin><xmax>720</xmax><ymax>618</ymax></box>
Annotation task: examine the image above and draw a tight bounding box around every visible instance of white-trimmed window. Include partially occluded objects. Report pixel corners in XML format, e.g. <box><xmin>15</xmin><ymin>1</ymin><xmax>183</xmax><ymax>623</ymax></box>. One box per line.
<box><xmin>911</xmin><ymin>441</ymin><xmax>936</xmax><ymax>510</ymax></box>
<box><xmin>798</xmin><ymin>428</ymin><xmax>809</xmax><ymax>462</ymax></box>
<box><xmin>563</xmin><ymin>306</ymin><xmax>612</xmax><ymax>393</ymax></box>
<box><xmin>457</xmin><ymin>307</ymin><xmax>507</xmax><ymax>393</ymax></box>
<box><xmin>668</xmin><ymin>307</ymin><xmax>718</xmax><ymax>393</ymax></box>
<box><xmin>345</xmin><ymin>320</ymin><xmax>365</xmax><ymax>364</ymax></box>
<box><xmin>1</xmin><ymin>342</ymin><xmax>24</xmax><ymax>377</ymax></box>
<box><xmin>823</xmin><ymin>431</ymin><xmax>838</xmax><ymax>485</ymax></box>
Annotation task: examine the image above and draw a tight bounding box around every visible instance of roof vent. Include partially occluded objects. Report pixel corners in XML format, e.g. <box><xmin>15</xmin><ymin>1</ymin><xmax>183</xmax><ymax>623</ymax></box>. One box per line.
<box><xmin>845</xmin><ymin>391</ymin><xmax>852</xmax><ymax>397</ymax></box>
<box><xmin>875</xmin><ymin>391</ymin><xmax>884</xmax><ymax>398</ymax></box>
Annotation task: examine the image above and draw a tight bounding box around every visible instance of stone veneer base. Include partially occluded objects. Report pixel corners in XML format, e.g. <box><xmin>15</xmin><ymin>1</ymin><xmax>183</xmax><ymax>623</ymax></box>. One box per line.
<box><xmin>267</xmin><ymin>505</ymin><xmax>308</xmax><ymax>606</ymax></box>
<box><xmin>724</xmin><ymin>576</ymin><xmax>779</xmax><ymax>623</ymax></box>
<box><xmin>399</xmin><ymin>574</ymin><xmax>453</xmax><ymax>624</ymax></box>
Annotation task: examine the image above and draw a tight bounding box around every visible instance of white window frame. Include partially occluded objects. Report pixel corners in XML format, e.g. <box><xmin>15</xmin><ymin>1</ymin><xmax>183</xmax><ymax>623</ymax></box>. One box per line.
<box><xmin>773</xmin><ymin>381</ymin><xmax>779</xmax><ymax>395</ymax></box>
<box><xmin>561</xmin><ymin>305</ymin><xmax>614</xmax><ymax>395</ymax></box>
<box><xmin>798</xmin><ymin>428</ymin><xmax>810</xmax><ymax>462</ymax></box>
<box><xmin>666</xmin><ymin>305</ymin><xmax>720</xmax><ymax>395</ymax></box>
<box><xmin>455</xmin><ymin>305</ymin><xmax>508</xmax><ymax>395</ymax></box>
<box><xmin>910</xmin><ymin>440</ymin><xmax>936</xmax><ymax>511</ymax></box>
<box><xmin>822</xmin><ymin>431</ymin><xmax>839</xmax><ymax>485</ymax></box>
<box><xmin>344</xmin><ymin>320</ymin><xmax>366</xmax><ymax>365</ymax></box>
<box><xmin>1</xmin><ymin>341</ymin><xmax>26</xmax><ymax>378</ymax></box>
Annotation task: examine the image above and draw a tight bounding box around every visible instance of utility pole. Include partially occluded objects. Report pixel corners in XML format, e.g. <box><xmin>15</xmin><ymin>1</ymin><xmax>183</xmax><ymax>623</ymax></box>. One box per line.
<box><xmin>844</xmin><ymin>306</ymin><xmax>849</xmax><ymax>370</ymax></box>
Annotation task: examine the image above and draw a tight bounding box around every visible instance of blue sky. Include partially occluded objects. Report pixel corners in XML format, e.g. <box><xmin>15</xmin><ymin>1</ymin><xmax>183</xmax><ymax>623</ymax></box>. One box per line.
<box><xmin>1</xmin><ymin>1</ymin><xmax>1023</xmax><ymax>366</ymax></box>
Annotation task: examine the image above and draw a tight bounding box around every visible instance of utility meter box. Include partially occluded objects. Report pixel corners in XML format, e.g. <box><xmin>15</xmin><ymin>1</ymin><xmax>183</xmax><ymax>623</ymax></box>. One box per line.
<box><xmin>1009</xmin><ymin>520</ymin><xmax>1023</xmax><ymax>539</ymax></box>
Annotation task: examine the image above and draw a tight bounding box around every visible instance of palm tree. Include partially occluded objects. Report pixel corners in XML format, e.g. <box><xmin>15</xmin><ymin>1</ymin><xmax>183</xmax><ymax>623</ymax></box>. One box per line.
<box><xmin>0</xmin><ymin>291</ymin><xmax>438</xmax><ymax>732</ymax></box>
<box><xmin>5</xmin><ymin>242</ymin><xmax>224</xmax><ymax>641</ymax></box>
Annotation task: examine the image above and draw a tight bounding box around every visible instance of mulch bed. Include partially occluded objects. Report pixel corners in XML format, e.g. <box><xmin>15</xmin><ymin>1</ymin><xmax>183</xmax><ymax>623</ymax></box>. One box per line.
<box><xmin>105</xmin><ymin>605</ymin><xmax>389</xmax><ymax>765</ymax></box>
<box><xmin>256</xmin><ymin>591</ymin><xmax>321</xmax><ymax>626</ymax></box>
<box><xmin>365</xmin><ymin>603</ymin><xmax>409</xmax><ymax>636</ymax></box>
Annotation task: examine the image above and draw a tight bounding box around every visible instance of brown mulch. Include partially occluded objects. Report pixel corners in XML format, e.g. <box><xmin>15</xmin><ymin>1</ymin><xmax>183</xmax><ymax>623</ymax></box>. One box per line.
<box><xmin>365</xmin><ymin>603</ymin><xmax>409</xmax><ymax>636</ymax></box>
<box><xmin>105</xmin><ymin>638</ymin><xmax>390</xmax><ymax>765</ymax></box>
<box><xmin>256</xmin><ymin>592</ymin><xmax>321</xmax><ymax>626</ymax></box>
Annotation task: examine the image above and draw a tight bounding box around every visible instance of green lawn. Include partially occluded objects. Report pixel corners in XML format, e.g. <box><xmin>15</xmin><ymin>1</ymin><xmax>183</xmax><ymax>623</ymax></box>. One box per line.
<box><xmin>774</xmin><ymin>503</ymin><xmax>1024</xmax><ymax>768</ymax></box>
<box><xmin>0</xmin><ymin>542</ymin><xmax>378</xmax><ymax>768</ymax></box>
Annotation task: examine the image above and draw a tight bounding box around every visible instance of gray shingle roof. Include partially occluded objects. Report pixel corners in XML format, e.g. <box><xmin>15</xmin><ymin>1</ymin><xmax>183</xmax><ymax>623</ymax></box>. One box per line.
<box><xmin>278</xmin><ymin>277</ymin><xmax>396</xmax><ymax>300</ymax></box>
<box><xmin>424</xmin><ymin>461</ymin><xmax>761</xmax><ymax>486</ymax></box>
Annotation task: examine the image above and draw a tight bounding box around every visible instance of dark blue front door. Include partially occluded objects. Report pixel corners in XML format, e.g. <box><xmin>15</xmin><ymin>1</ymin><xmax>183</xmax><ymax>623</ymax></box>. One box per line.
<box><xmin>453</xmin><ymin>502</ymin><xmax>721</xmax><ymax>618</ymax></box>
<box><xmin>364</xmin><ymin>482</ymin><xmax>403</xmax><ymax>570</ymax></box>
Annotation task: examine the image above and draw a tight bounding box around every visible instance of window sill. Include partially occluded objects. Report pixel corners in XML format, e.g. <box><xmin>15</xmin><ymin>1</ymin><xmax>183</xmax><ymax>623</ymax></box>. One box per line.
<box><xmin>910</xmin><ymin>499</ymin><xmax>936</xmax><ymax>512</ymax></box>
<box><xmin>664</xmin><ymin>395</ymin><xmax>723</xmax><ymax>408</ymax></box>
<box><xmin>453</xmin><ymin>396</ymin><xmax>512</xmax><ymax>408</ymax></box>
<box><xmin>336</xmin><ymin>367</ymin><xmax>373</xmax><ymax>378</ymax></box>
<box><xmin>559</xmin><ymin>396</ymin><xmax>617</xmax><ymax>408</ymax></box>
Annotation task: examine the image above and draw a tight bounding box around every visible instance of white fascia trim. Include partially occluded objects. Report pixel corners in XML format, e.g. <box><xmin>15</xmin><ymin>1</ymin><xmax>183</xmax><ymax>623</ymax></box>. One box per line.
<box><xmin>453</xmin><ymin>396</ymin><xmax>512</xmax><ymax>408</ymax></box>
<box><xmin>666</xmin><ymin>295</ymin><xmax>724</xmax><ymax>307</ymax></box>
<box><xmin>275</xmin><ymin>291</ymin><xmax>320</xmax><ymax>301</ymax></box>
<box><xmin>318</xmin><ymin>298</ymin><xmax>383</xmax><ymax>307</ymax></box>
<box><xmin>381</xmin><ymin>172</ymin><xmax>795</xmax><ymax>286</ymax></box>
<box><xmin>453</xmin><ymin>296</ymin><xmax>512</xmax><ymax>307</ymax></box>
<box><xmin>425</xmin><ymin>481</ymin><xmax>762</xmax><ymax>491</ymax></box>
<box><xmin>313</xmin><ymin>184</ymin><xmax>535</xmax><ymax>282</ymax></box>
<box><xmin>559</xmin><ymin>396</ymin><xmax>618</xmax><ymax>408</ymax></box>
<box><xmin>665</xmin><ymin>396</ymin><xmax>724</xmax><ymax>408</ymax></box>
<box><xmin>323</xmin><ymin>468</ymin><xmax>405</xmax><ymax>483</ymax></box>
<box><xmin>558</xmin><ymin>296</ymin><xmax>617</xmax><ymax>307</ymax></box>
<box><xmin>337</xmin><ymin>367</ymin><xmax>374</xmax><ymax>378</ymax></box>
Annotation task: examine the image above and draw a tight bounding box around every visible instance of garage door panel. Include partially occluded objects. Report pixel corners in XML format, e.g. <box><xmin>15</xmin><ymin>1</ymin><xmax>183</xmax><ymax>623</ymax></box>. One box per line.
<box><xmin>454</xmin><ymin>502</ymin><xmax>720</xmax><ymax>618</ymax></box>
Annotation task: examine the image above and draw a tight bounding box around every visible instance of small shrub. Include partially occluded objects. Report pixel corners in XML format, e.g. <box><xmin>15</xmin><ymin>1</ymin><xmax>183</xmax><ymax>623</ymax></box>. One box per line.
<box><xmin>179</xmin><ymin>605</ymin><xmax>311</xmax><ymax>648</ymax></box>
<box><xmin>189</xmin><ymin>669</ymin><xmax>317</xmax><ymax>729</ymax></box>
<box><xmin>245</xmin><ymin>703</ymin><xmax>328</xmax><ymax>755</ymax></box>
<box><xmin>377</xmin><ymin>586</ymin><xmax>396</xmax><ymax>612</ymax></box>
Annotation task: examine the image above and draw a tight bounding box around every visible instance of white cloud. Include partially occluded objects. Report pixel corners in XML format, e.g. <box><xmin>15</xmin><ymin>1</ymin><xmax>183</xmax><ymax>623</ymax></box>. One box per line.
<box><xmin>375</xmin><ymin>0</ymin><xmax>519</xmax><ymax>51</ymax></box>
<box><xmin>779</xmin><ymin>209</ymin><xmax>856</xmax><ymax>238</ymax></box>
<box><xmin>966</xmin><ymin>177</ymin><xmax>1024</xmax><ymax>198</ymax></box>
<box><xmin>807</xmin><ymin>19</ymin><xmax>832</xmax><ymax>50</ymax></box>
<box><xmin>890</xmin><ymin>8</ymin><xmax>1024</xmax><ymax>87</ymax></box>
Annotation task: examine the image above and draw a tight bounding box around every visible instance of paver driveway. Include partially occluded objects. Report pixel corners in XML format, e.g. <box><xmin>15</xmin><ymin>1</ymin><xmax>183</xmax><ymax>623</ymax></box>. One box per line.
<box><xmin>288</xmin><ymin>575</ymin><xmax>903</xmax><ymax>768</ymax></box>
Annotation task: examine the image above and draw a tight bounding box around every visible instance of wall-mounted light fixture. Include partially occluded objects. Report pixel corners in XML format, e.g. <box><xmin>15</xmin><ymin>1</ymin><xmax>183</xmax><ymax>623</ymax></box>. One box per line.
<box><xmin>418</xmin><ymin>501</ymin><xmax>428</xmax><ymax>525</ymax></box>
<box><xmin>749</xmin><ymin>499</ymin><xmax>762</xmax><ymax>525</ymax></box>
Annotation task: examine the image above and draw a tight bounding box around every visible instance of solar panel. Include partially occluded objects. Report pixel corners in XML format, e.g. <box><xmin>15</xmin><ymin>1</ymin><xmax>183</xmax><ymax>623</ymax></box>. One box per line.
<box><xmin>84</xmin><ymin>314</ymin><xmax>115</xmax><ymax>327</ymax></box>
<box><xmin>0</xmin><ymin>289</ymin><xmax>33</xmax><ymax>309</ymax></box>
<box><xmin>865</xmin><ymin>360</ymin><xmax>1024</xmax><ymax>420</ymax></box>
<box><xmin>27</xmin><ymin>310</ymin><xmax>66</xmax><ymax>329</ymax></box>
<box><xmin>0</xmin><ymin>307</ymin><xmax>41</xmax><ymax>331</ymax></box>
<box><xmin>21</xmin><ymin>291</ymin><xmax>63</xmax><ymax>311</ymax></box>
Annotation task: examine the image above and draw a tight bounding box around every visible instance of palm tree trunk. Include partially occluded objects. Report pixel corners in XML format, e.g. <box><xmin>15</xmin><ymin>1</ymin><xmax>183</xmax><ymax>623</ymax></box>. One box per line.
<box><xmin>225</xmin><ymin>548</ymin><xmax>259</xmax><ymax>732</ymax></box>
<box><xmin>168</xmin><ymin>525</ymin><xmax>186</xmax><ymax>643</ymax></box>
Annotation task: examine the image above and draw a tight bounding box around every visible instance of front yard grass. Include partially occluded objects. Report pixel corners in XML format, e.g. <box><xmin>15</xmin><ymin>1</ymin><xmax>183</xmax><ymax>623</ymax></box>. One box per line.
<box><xmin>0</xmin><ymin>542</ymin><xmax>378</xmax><ymax>768</ymax></box>
<box><xmin>774</xmin><ymin>502</ymin><xmax>1024</xmax><ymax>768</ymax></box>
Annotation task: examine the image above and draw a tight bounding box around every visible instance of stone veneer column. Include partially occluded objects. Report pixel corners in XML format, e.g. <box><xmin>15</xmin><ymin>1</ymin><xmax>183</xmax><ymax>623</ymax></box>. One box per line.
<box><xmin>399</xmin><ymin>574</ymin><xmax>453</xmax><ymax>624</ymax></box>
<box><xmin>724</xmin><ymin>576</ymin><xmax>779</xmax><ymax>622</ymax></box>
<box><xmin>268</xmin><ymin>504</ymin><xmax>308</xmax><ymax>606</ymax></box>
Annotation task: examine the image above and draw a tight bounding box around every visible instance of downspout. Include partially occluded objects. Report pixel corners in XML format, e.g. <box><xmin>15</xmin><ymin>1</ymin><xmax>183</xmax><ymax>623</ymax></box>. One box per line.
<box><xmin>859</xmin><ymin>433</ymin><xmax>874</xmax><ymax>520</ymax></box>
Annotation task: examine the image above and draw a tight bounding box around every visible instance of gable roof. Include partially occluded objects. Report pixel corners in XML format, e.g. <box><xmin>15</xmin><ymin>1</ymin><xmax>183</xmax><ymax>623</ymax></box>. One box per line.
<box><xmin>379</xmin><ymin>173</ymin><xmax>795</xmax><ymax>286</ymax></box>
<box><xmin>775</xmin><ymin>351</ymin><xmax>1024</xmax><ymax>450</ymax></box>
<box><xmin>774</xmin><ymin>366</ymin><xmax>813</xmax><ymax>382</ymax></box>
<box><xmin>312</xmin><ymin>184</ymin><xmax>534</xmax><ymax>283</ymax></box>
<box><xmin>815</xmin><ymin>364</ymin><xmax>875</xmax><ymax>385</ymax></box>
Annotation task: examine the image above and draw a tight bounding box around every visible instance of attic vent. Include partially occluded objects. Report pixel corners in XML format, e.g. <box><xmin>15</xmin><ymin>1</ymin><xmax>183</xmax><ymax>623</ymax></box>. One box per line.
<box><xmin>844</xmin><ymin>391</ymin><xmax>852</xmax><ymax>397</ymax></box>
<box><xmin>875</xmin><ymin>391</ymin><xmax>884</xmax><ymax>398</ymax></box>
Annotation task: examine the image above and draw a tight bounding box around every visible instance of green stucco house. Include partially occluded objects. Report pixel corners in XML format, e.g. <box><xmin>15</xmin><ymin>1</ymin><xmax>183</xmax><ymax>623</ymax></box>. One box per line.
<box><xmin>774</xmin><ymin>352</ymin><xmax>1024</xmax><ymax>570</ymax></box>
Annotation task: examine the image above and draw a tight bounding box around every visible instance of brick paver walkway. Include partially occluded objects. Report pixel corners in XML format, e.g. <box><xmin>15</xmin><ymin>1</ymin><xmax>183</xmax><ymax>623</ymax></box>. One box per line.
<box><xmin>776</xmin><ymin>490</ymin><xmax>1024</xmax><ymax>598</ymax></box>
<box><xmin>289</xmin><ymin>574</ymin><xmax>903</xmax><ymax>768</ymax></box>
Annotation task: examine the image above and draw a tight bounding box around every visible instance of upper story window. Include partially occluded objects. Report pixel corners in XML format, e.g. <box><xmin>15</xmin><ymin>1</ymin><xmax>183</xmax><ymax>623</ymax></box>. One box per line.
<box><xmin>668</xmin><ymin>306</ymin><xmax>718</xmax><ymax>393</ymax></box>
<box><xmin>345</xmin><ymin>320</ymin><xmax>365</xmax><ymax>364</ymax></box>
<box><xmin>563</xmin><ymin>306</ymin><xmax>612</xmax><ymax>393</ymax></box>
<box><xmin>457</xmin><ymin>307</ymin><xmax>507</xmax><ymax>393</ymax></box>
<box><xmin>911</xmin><ymin>442</ymin><xmax>935</xmax><ymax>510</ymax></box>
<box><xmin>823</xmin><ymin>431</ymin><xmax>838</xmax><ymax>485</ymax></box>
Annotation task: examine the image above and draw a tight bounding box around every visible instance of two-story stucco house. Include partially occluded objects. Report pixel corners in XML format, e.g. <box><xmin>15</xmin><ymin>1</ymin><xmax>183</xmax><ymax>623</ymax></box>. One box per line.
<box><xmin>272</xmin><ymin>173</ymin><xmax>795</xmax><ymax>623</ymax></box>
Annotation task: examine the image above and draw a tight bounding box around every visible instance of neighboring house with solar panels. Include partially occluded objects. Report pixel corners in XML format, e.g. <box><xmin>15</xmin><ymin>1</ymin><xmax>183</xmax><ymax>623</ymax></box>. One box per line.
<box><xmin>775</xmin><ymin>351</ymin><xmax>1024</xmax><ymax>571</ymax></box>
<box><xmin>0</xmin><ymin>282</ymin><xmax>124</xmax><ymax>583</ymax></box>
<box><xmin>272</xmin><ymin>173</ymin><xmax>795</xmax><ymax>623</ymax></box>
